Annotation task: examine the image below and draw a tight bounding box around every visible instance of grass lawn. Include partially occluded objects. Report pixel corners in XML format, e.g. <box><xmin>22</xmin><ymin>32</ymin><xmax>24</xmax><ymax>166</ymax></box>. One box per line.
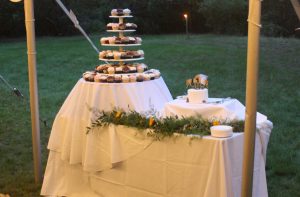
<box><xmin>0</xmin><ymin>34</ymin><xmax>299</xmax><ymax>196</ymax></box>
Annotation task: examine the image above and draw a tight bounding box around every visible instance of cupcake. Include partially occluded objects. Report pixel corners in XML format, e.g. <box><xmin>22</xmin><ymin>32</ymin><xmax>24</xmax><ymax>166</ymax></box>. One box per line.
<box><xmin>123</xmin><ymin>8</ymin><xmax>131</xmax><ymax>16</ymax></box>
<box><xmin>122</xmin><ymin>37</ymin><xmax>130</xmax><ymax>44</ymax></box>
<box><xmin>115</xmin><ymin>37</ymin><xmax>122</xmax><ymax>44</ymax></box>
<box><xmin>113</xmin><ymin>51</ymin><xmax>121</xmax><ymax>60</ymax></box>
<box><xmin>107</xmin><ymin>75</ymin><xmax>115</xmax><ymax>83</ymax></box>
<box><xmin>115</xmin><ymin>66</ymin><xmax>123</xmax><ymax>74</ymax></box>
<box><xmin>107</xmin><ymin>67</ymin><xmax>115</xmax><ymax>74</ymax></box>
<box><xmin>126</xmin><ymin>23</ymin><xmax>137</xmax><ymax>30</ymax></box>
<box><xmin>119</xmin><ymin>23</ymin><xmax>126</xmax><ymax>30</ymax></box>
<box><xmin>94</xmin><ymin>74</ymin><xmax>102</xmax><ymax>82</ymax></box>
<box><xmin>100</xmin><ymin>75</ymin><xmax>108</xmax><ymax>83</ymax></box>
<box><xmin>107</xmin><ymin>23</ymin><xmax>113</xmax><ymax>30</ymax></box>
<box><xmin>132</xmin><ymin>51</ymin><xmax>141</xmax><ymax>58</ymax></box>
<box><xmin>128</xmin><ymin>37</ymin><xmax>136</xmax><ymax>44</ymax></box>
<box><xmin>129</xmin><ymin>66</ymin><xmax>137</xmax><ymax>73</ymax></box>
<box><xmin>111</xmin><ymin>9</ymin><xmax>118</xmax><ymax>16</ymax></box>
<box><xmin>95</xmin><ymin>64</ymin><xmax>108</xmax><ymax>73</ymax></box>
<box><xmin>99</xmin><ymin>51</ymin><xmax>106</xmax><ymax>59</ymax></box>
<box><xmin>137</xmin><ymin>65</ymin><xmax>144</xmax><ymax>73</ymax></box>
<box><xmin>116</xmin><ymin>9</ymin><xmax>123</xmax><ymax>16</ymax></box>
<box><xmin>137</xmin><ymin>50</ymin><xmax>144</xmax><ymax>57</ymax></box>
<box><xmin>122</xmin><ymin>65</ymin><xmax>130</xmax><ymax>73</ymax></box>
<box><xmin>122</xmin><ymin>75</ymin><xmax>130</xmax><ymax>83</ymax></box>
<box><xmin>136</xmin><ymin>37</ymin><xmax>142</xmax><ymax>44</ymax></box>
<box><xmin>108</xmin><ymin>37</ymin><xmax>116</xmax><ymax>44</ymax></box>
<box><xmin>129</xmin><ymin>75</ymin><xmax>137</xmax><ymax>82</ymax></box>
<box><xmin>106</xmin><ymin>51</ymin><xmax>114</xmax><ymax>59</ymax></box>
<box><xmin>136</xmin><ymin>74</ymin><xmax>144</xmax><ymax>82</ymax></box>
<box><xmin>143</xmin><ymin>73</ymin><xmax>151</xmax><ymax>81</ymax></box>
<box><xmin>112</xmin><ymin>23</ymin><xmax>119</xmax><ymax>30</ymax></box>
<box><xmin>140</xmin><ymin>63</ymin><xmax>148</xmax><ymax>71</ymax></box>
<box><xmin>100</xmin><ymin>38</ymin><xmax>107</xmax><ymax>44</ymax></box>
<box><xmin>83</xmin><ymin>71</ymin><xmax>95</xmax><ymax>82</ymax></box>
<box><xmin>149</xmin><ymin>73</ymin><xmax>156</xmax><ymax>80</ymax></box>
<box><xmin>115</xmin><ymin>75</ymin><xmax>122</xmax><ymax>83</ymax></box>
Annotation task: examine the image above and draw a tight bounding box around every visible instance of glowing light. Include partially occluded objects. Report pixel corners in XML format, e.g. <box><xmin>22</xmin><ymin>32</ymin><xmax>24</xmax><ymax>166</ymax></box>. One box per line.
<box><xmin>183</xmin><ymin>14</ymin><xmax>188</xmax><ymax>19</ymax></box>
<box><xmin>10</xmin><ymin>0</ymin><xmax>22</xmax><ymax>2</ymax></box>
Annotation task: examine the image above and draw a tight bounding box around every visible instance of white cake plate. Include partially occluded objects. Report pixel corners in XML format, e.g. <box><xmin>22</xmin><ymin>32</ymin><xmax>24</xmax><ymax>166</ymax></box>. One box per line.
<box><xmin>109</xmin><ymin>15</ymin><xmax>133</xmax><ymax>18</ymax></box>
<box><xmin>107</xmin><ymin>30</ymin><xmax>136</xmax><ymax>33</ymax></box>
<box><xmin>99</xmin><ymin>57</ymin><xmax>144</xmax><ymax>62</ymax></box>
<box><xmin>101</xmin><ymin>43</ymin><xmax>141</xmax><ymax>47</ymax></box>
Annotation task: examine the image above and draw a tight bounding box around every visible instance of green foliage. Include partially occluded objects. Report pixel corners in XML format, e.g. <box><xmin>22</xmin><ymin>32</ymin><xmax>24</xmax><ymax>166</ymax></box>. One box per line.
<box><xmin>88</xmin><ymin>109</ymin><xmax>245</xmax><ymax>139</ymax></box>
<box><xmin>200</xmin><ymin>0</ymin><xmax>248</xmax><ymax>35</ymax></box>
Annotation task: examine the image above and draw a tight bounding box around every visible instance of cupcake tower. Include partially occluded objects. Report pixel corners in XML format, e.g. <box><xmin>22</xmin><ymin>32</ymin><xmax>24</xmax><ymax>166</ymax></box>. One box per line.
<box><xmin>99</xmin><ymin>8</ymin><xmax>144</xmax><ymax>62</ymax></box>
<box><xmin>83</xmin><ymin>8</ymin><xmax>160</xmax><ymax>83</ymax></box>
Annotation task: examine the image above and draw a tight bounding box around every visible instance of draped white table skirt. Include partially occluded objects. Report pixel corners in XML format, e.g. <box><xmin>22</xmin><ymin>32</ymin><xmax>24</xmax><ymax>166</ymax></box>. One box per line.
<box><xmin>41</xmin><ymin>121</ymin><xmax>272</xmax><ymax>197</ymax></box>
<box><xmin>47</xmin><ymin>78</ymin><xmax>173</xmax><ymax>165</ymax></box>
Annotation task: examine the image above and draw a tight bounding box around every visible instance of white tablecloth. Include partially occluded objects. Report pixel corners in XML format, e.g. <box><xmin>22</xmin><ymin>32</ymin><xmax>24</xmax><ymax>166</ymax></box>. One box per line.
<box><xmin>47</xmin><ymin>78</ymin><xmax>173</xmax><ymax>165</ymax></box>
<box><xmin>41</xmin><ymin>79</ymin><xmax>273</xmax><ymax>197</ymax></box>
<box><xmin>41</xmin><ymin>121</ymin><xmax>272</xmax><ymax>197</ymax></box>
<box><xmin>159</xmin><ymin>98</ymin><xmax>267</xmax><ymax>124</ymax></box>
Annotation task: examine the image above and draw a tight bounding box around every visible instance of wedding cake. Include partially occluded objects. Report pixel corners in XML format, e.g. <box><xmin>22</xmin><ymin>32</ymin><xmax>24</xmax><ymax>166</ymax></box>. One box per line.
<box><xmin>186</xmin><ymin>74</ymin><xmax>209</xmax><ymax>104</ymax></box>
<box><xmin>83</xmin><ymin>8</ymin><xmax>161</xmax><ymax>83</ymax></box>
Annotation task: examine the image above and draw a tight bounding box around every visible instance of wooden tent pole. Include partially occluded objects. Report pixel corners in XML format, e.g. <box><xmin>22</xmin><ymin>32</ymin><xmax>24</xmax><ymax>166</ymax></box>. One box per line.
<box><xmin>291</xmin><ymin>0</ymin><xmax>300</xmax><ymax>21</ymax></box>
<box><xmin>241</xmin><ymin>0</ymin><xmax>262</xmax><ymax>196</ymax></box>
<box><xmin>24</xmin><ymin>0</ymin><xmax>42</xmax><ymax>184</ymax></box>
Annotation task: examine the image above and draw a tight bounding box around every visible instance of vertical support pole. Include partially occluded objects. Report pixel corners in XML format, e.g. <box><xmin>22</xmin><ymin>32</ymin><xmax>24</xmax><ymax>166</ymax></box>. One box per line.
<box><xmin>24</xmin><ymin>0</ymin><xmax>42</xmax><ymax>184</ymax></box>
<box><xmin>241</xmin><ymin>0</ymin><xmax>262</xmax><ymax>196</ymax></box>
<box><xmin>186</xmin><ymin>17</ymin><xmax>189</xmax><ymax>37</ymax></box>
<box><xmin>184</xmin><ymin>14</ymin><xmax>189</xmax><ymax>39</ymax></box>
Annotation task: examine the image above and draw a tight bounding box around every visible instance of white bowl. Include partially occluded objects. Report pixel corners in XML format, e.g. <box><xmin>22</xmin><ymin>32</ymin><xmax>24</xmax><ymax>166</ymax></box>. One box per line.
<box><xmin>210</xmin><ymin>125</ymin><xmax>233</xmax><ymax>138</ymax></box>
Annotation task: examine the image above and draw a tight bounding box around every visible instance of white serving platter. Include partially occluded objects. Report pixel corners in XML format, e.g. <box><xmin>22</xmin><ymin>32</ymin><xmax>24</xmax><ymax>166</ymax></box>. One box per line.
<box><xmin>101</xmin><ymin>43</ymin><xmax>141</xmax><ymax>47</ymax></box>
<box><xmin>109</xmin><ymin>15</ymin><xmax>133</xmax><ymax>18</ymax></box>
<box><xmin>107</xmin><ymin>29</ymin><xmax>136</xmax><ymax>33</ymax></box>
<box><xmin>99</xmin><ymin>57</ymin><xmax>144</xmax><ymax>62</ymax></box>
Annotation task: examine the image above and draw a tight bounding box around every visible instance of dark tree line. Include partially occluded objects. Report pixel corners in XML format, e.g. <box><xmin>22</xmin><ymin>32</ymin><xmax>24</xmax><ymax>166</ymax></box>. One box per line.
<box><xmin>0</xmin><ymin>0</ymin><xmax>299</xmax><ymax>37</ymax></box>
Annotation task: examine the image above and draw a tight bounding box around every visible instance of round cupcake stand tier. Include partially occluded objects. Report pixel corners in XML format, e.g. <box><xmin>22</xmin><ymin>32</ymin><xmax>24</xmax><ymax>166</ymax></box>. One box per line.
<box><xmin>109</xmin><ymin>15</ymin><xmax>133</xmax><ymax>18</ymax></box>
<box><xmin>107</xmin><ymin>30</ymin><xmax>136</xmax><ymax>33</ymax></box>
<box><xmin>99</xmin><ymin>57</ymin><xmax>144</xmax><ymax>62</ymax></box>
<box><xmin>101</xmin><ymin>44</ymin><xmax>141</xmax><ymax>47</ymax></box>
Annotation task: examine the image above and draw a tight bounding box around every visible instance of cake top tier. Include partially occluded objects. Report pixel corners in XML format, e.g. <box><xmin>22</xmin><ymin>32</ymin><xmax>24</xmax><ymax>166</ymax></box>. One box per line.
<box><xmin>111</xmin><ymin>8</ymin><xmax>131</xmax><ymax>16</ymax></box>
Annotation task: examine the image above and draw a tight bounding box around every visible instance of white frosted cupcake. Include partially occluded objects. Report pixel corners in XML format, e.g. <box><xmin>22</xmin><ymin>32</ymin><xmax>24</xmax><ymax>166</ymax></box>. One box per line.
<box><xmin>123</xmin><ymin>8</ymin><xmax>131</xmax><ymax>16</ymax></box>
<box><xmin>129</xmin><ymin>66</ymin><xmax>137</xmax><ymax>73</ymax></box>
<box><xmin>129</xmin><ymin>75</ymin><xmax>137</xmax><ymax>82</ymax></box>
<box><xmin>115</xmin><ymin>67</ymin><xmax>123</xmax><ymax>73</ymax></box>
<box><xmin>149</xmin><ymin>73</ymin><xmax>156</xmax><ymax>80</ymax></box>
<box><xmin>143</xmin><ymin>74</ymin><xmax>151</xmax><ymax>81</ymax></box>
<box><xmin>136</xmin><ymin>37</ymin><xmax>142</xmax><ymax>44</ymax></box>
<box><xmin>137</xmin><ymin>50</ymin><xmax>144</xmax><ymax>57</ymax></box>
<box><xmin>122</xmin><ymin>75</ymin><xmax>130</xmax><ymax>83</ymax></box>
<box><xmin>111</xmin><ymin>9</ymin><xmax>118</xmax><ymax>16</ymax></box>
<box><xmin>137</xmin><ymin>65</ymin><xmax>144</xmax><ymax>73</ymax></box>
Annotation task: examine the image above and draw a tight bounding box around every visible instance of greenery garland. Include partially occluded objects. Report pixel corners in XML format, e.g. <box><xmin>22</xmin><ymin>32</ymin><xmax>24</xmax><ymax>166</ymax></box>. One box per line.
<box><xmin>87</xmin><ymin>109</ymin><xmax>244</xmax><ymax>140</ymax></box>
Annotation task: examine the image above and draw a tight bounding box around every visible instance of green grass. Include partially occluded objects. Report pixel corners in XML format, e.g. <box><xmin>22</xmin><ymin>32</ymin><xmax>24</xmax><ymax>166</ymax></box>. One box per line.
<box><xmin>0</xmin><ymin>34</ymin><xmax>299</xmax><ymax>196</ymax></box>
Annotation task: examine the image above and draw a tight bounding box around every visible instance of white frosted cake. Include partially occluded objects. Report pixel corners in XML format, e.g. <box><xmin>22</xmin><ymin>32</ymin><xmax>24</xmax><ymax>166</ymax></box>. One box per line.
<box><xmin>188</xmin><ymin>88</ymin><xmax>208</xmax><ymax>104</ymax></box>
